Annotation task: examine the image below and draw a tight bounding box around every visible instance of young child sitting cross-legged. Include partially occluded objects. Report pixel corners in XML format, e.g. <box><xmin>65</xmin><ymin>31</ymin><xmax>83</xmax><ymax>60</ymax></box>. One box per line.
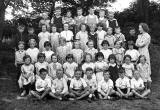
<box><xmin>115</xmin><ymin>68</ymin><xmax>131</xmax><ymax>99</ymax></box>
<box><xmin>30</xmin><ymin>68</ymin><xmax>51</xmax><ymax>100</ymax></box>
<box><xmin>69</xmin><ymin>68</ymin><xmax>89</xmax><ymax>100</ymax></box>
<box><xmin>50</xmin><ymin>69</ymin><xmax>68</xmax><ymax>100</ymax></box>
<box><xmin>98</xmin><ymin>70</ymin><xmax>116</xmax><ymax>100</ymax></box>
<box><xmin>129</xmin><ymin>70</ymin><xmax>150</xmax><ymax>99</ymax></box>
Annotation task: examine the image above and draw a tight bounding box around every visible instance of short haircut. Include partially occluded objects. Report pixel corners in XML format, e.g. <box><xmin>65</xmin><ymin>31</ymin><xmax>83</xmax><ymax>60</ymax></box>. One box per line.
<box><xmin>115</xmin><ymin>26</ymin><xmax>120</xmax><ymax>29</ymax></box>
<box><xmin>84</xmin><ymin>53</ymin><xmax>92</xmax><ymax>61</ymax></box>
<box><xmin>66</xmin><ymin>54</ymin><xmax>74</xmax><ymax>60</ymax></box>
<box><xmin>97</xmin><ymin>22</ymin><xmax>104</xmax><ymax>28</ymax></box>
<box><xmin>18</xmin><ymin>41</ymin><xmax>25</xmax><ymax>45</ymax></box>
<box><xmin>77</xmin><ymin>7</ymin><xmax>82</xmax><ymax>11</ymax></box>
<box><xmin>127</xmin><ymin>40</ymin><xmax>134</xmax><ymax>46</ymax></box>
<box><xmin>37</xmin><ymin>53</ymin><xmax>45</xmax><ymax>59</ymax></box>
<box><xmin>75</xmin><ymin>67</ymin><xmax>82</xmax><ymax>73</ymax></box>
<box><xmin>95</xmin><ymin>52</ymin><xmax>104</xmax><ymax>61</ymax></box>
<box><xmin>118</xmin><ymin>67</ymin><xmax>125</xmax><ymax>74</ymax></box>
<box><xmin>86</xmin><ymin>67</ymin><xmax>93</xmax><ymax>72</ymax></box>
<box><xmin>39</xmin><ymin>68</ymin><xmax>47</xmax><ymax>74</ymax></box>
<box><xmin>86</xmin><ymin>39</ymin><xmax>94</xmax><ymax>46</ymax></box>
<box><xmin>101</xmin><ymin>40</ymin><xmax>109</xmax><ymax>46</ymax></box>
<box><xmin>23</xmin><ymin>55</ymin><xmax>32</xmax><ymax>62</ymax></box>
<box><xmin>108</xmin><ymin>54</ymin><xmax>116</xmax><ymax>62</ymax></box>
<box><xmin>44</xmin><ymin>41</ymin><xmax>52</xmax><ymax>47</ymax></box>
<box><xmin>124</xmin><ymin>55</ymin><xmax>132</xmax><ymax>61</ymax></box>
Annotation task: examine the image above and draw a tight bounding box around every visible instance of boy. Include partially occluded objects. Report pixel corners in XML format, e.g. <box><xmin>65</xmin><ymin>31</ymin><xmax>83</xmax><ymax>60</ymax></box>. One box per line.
<box><xmin>115</xmin><ymin>68</ymin><xmax>131</xmax><ymax>98</ymax></box>
<box><xmin>130</xmin><ymin>70</ymin><xmax>150</xmax><ymax>99</ymax></box>
<box><xmin>50</xmin><ymin>69</ymin><xmax>68</xmax><ymax>100</ymax></box>
<box><xmin>69</xmin><ymin>68</ymin><xmax>89</xmax><ymax>100</ymax></box>
<box><xmin>98</xmin><ymin>70</ymin><xmax>116</xmax><ymax>100</ymax></box>
<box><xmin>30</xmin><ymin>68</ymin><xmax>51</xmax><ymax>100</ymax></box>
<box><xmin>84</xmin><ymin>68</ymin><xmax>97</xmax><ymax>101</ymax></box>
<box><xmin>107</xmin><ymin>11</ymin><xmax>118</xmax><ymax>31</ymax></box>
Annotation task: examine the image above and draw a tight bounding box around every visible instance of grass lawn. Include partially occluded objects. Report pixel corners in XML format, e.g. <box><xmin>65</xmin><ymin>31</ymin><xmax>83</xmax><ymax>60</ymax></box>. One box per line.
<box><xmin>0</xmin><ymin>45</ymin><xmax>160</xmax><ymax>110</ymax></box>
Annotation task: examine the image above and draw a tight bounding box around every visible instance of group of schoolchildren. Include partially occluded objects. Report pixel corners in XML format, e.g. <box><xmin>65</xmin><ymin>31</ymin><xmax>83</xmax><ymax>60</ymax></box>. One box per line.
<box><xmin>15</xmin><ymin>6</ymin><xmax>151</xmax><ymax>102</ymax></box>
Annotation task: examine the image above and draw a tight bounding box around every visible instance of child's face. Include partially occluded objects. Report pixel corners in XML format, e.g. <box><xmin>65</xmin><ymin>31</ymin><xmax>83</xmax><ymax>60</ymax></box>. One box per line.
<box><xmin>52</xmin><ymin>27</ymin><xmax>57</xmax><ymax>33</ymax></box>
<box><xmin>134</xmin><ymin>71</ymin><xmax>140</xmax><ymax>80</ymax></box>
<box><xmin>28</xmin><ymin>29</ymin><xmax>34</xmax><ymax>34</ymax></box>
<box><xmin>86</xmin><ymin>70</ymin><xmax>93</xmax><ymax>79</ymax></box>
<box><xmin>24</xmin><ymin>58</ymin><xmax>31</xmax><ymax>65</ymax></box>
<box><xmin>74</xmin><ymin>42</ymin><xmax>80</xmax><ymax>49</ymax></box>
<box><xmin>60</xmin><ymin>39</ymin><xmax>66</xmax><ymax>46</ymax></box>
<box><xmin>103</xmin><ymin>44</ymin><xmax>108</xmax><ymax>50</ymax></box>
<box><xmin>67</xmin><ymin>11</ymin><xmax>72</xmax><ymax>17</ymax></box>
<box><xmin>140</xmin><ymin>57</ymin><xmax>146</xmax><ymax>64</ymax></box>
<box><xmin>43</xmin><ymin>13</ymin><xmax>48</xmax><ymax>19</ymax></box>
<box><xmin>125</xmin><ymin>57</ymin><xmax>131</xmax><ymax>64</ymax></box>
<box><xmin>67</xmin><ymin>57</ymin><xmax>73</xmax><ymax>63</ymax></box>
<box><xmin>77</xmin><ymin>9</ymin><xmax>82</xmax><ymax>16</ymax></box>
<box><xmin>51</xmin><ymin>56</ymin><xmax>57</xmax><ymax>63</ymax></box>
<box><xmin>104</xmin><ymin>72</ymin><xmax>110</xmax><ymax>81</ymax></box>
<box><xmin>115</xmin><ymin>28</ymin><xmax>121</xmax><ymax>34</ymax></box>
<box><xmin>18</xmin><ymin>44</ymin><xmax>24</xmax><ymax>50</ymax></box>
<box><xmin>56</xmin><ymin>70</ymin><xmax>63</xmax><ymax>79</ymax></box>
<box><xmin>89</xmin><ymin>8</ymin><xmax>94</xmax><ymax>15</ymax></box>
<box><xmin>86</xmin><ymin>55</ymin><xmax>91</xmax><ymax>62</ymax></box>
<box><xmin>98</xmin><ymin>26</ymin><xmax>103</xmax><ymax>31</ymax></box>
<box><xmin>39</xmin><ymin>57</ymin><xmax>45</xmax><ymax>63</ymax></box>
<box><xmin>64</xmin><ymin>24</ymin><xmax>69</xmax><ymax>31</ymax></box>
<box><xmin>42</xmin><ymin>25</ymin><xmax>47</xmax><ymax>32</ymax></box>
<box><xmin>90</xmin><ymin>26</ymin><xmax>95</xmax><ymax>32</ymax></box>
<box><xmin>115</xmin><ymin>42</ymin><xmax>121</xmax><ymax>48</ymax></box>
<box><xmin>40</xmin><ymin>71</ymin><xmax>47</xmax><ymax>80</ymax></box>
<box><xmin>18</xmin><ymin>27</ymin><xmax>25</xmax><ymax>33</ymax></box>
<box><xmin>109</xmin><ymin>58</ymin><xmax>115</xmax><ymax>64</ymax></box>
<box><xmin>107</xmin><ymin>28</ymin><xmax>113</xmax><ymax>35</ymax></box>
<box><xmin>129</xmin><ymin>29</ymin><xmax>136</xmax><ymax>36</ymax></box>
<box><xmin>75</xmin><ymin>71</ymin><xmax>82</xmax><ymax>80</ymax></box>
<box><xmin>81</xmin><ymin>25</ymin><xmax>86</xmax><ymax>31</ymax></box>
<box><xmin>119</xmin><ymin>73</ymin><xmax>125</xmax><ymax>79</ymax></box>
<box><xmin>99</xmin><ymin>11</ymin><xmax>105</xmax><ymax>17</ymax></box>
<box><xmin>98</xmin><ymin>56</ymin><xmax>103</xmax><ymax>62</ymax></box>
<box><xmin>55</xmin><ymin>9</ymin><xmax>61</xmax><ymax>16</ymax></box>
<box><xmin>128</xmin><ymin>45</ymin><xmax>133</xmax><ymax>50</ymax></box>
<box><xmin>88</xmin><ymin>41</ymin><xmax>94</xmax><ymax>49</ymax></box>
<box><xmin>45</xmin><ymin>46</ymin><xmax>51</xmax><ymax>51</ymax></box>
<box><xmin>29</xmin><ymin>41</ymin><xmax>36</xmax><ymax>48</ymax></box>
<box><xmin>108</xmin><ymin>13</ymin><xmax>114</xmax><ymax>19</ymax></box>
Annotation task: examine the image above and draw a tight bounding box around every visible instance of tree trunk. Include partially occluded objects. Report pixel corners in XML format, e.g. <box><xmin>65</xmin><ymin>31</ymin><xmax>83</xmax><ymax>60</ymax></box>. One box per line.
<box><xmin>0</xmin><ymin>8</ymin><xmax>5</xmax><ymax>41</ymax></box>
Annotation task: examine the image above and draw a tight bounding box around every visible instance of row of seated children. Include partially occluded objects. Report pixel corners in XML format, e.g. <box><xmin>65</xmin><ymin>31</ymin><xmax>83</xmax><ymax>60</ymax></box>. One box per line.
<box><xmin>18</xmin><ymin>54</ymin><xmax>151</xmax><ymax>102</ymax></box>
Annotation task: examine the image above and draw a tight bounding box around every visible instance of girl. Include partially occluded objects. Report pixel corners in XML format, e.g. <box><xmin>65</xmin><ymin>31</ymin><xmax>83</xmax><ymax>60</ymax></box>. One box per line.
<box><xmin>18</xmin><ymin>55</ymin><xmax>35</xmax><ymax>96</ymax></box>
<box><xmin>105</xmin><ymin>27</ymin><xmax>116</xmax><ymax>49</ymax></box>
<box><xmin>137</xmin><ymin>55</ymin><xmax>151</xmax><ymax>91</ymax></box>
<box><xmin>48</xmin><ymin>54</ymin><xmax>62</xmax><ymax>80</ymax></box>
<box><xmin>15</xmin><ymin>41</ymin><xmax>26</xmax><ymax>83</ymax></box>
<box><xmin>50</xmin><ymin>25</ymin><xmax>60</xmax><ymax>53</ymax></box>
<box><xmin>38</xmin><ymin>25</ymin><xmax>50</xmax><ymax>52</ymax></box>
<box><xmin>112</xmin><ymin>41</ymin><xmax>125</xmax><ymax>65</ymax></box>
<box><xmin>35</xmin><ymin>53</ymin><xmax>49</xmax><ymax>76</ymax></box>
<box><xmin>71</xmin><ymin>41</ymin><xmax>83</xmax><ymax>65</ymax></box>
<box><xmin>100</xmin><ymin>40</ymin><xmax>112</xmax><ymax>63</ymax></box>
<box><xmin>108</xmin><ymin>54</ymin><xmax>119</xmax><ymax>85</ymax></box>
<box><xmin>122</xmin><ymin>55</ymin><xmax>134</xmax><ymax>79</ymax></box>
<box><xmin>95</xmin><ymin>52</ymin><xmax>108</xmax><ymax>84</ymax></box>
<box><xmin>63</xmin><ymin>54</ymin><xmax>78</xmax><ymax>81</ymax></box>
<box><xmin>88</xmin><ymin>24</ymin><xmax>98</xmax><ymax>49</ymax></box>
<box><xmin>125</xmin><ymin>41</ymin><xmax>140</xmax><ymax>63</ymax></box>
<box><xmin>26</xmin><ymin>39</ymin><xmax>39</xmax><ymax>64</ymax></box>
<box><xmin>82</xmin><ymin>53</ymin><xmax>95</xmax><ymax>73</ymax></box>
<box><xmin>60</xmin><ymin>23</ymin><xmax>73</xmax><ymax>50</ymax></box>
<box><xmin>57</xmin><ymin>37</ymin><xmax>70</xmax><ymax>64</ymax></box>
<box><xmin>76</xmin><ymin>23</ymin><xmax>88</xmax><ymax>51</ymax></box>
<box><xmin>96</xmin><ymin>23</ymin><xmax>107</xmax><ymax>49</ymax></box>
<box><xmin>85</xmin><ymin>40</ymin><xmax>98</xmax><ymax>61</ymax></box>
<box><xmin>42</xmin><ymin>41</ymin><xmax>54</xmax><ymax>63</ymax></box>
<box><xmin>38</xmin><ymin>12</ymin><xmax>50</xmax><ymax>30</ymax></box>
<box><xmin>98</xmin><ymin>9</ymin><xmax>109</xmax><ymax>30</ymax></box>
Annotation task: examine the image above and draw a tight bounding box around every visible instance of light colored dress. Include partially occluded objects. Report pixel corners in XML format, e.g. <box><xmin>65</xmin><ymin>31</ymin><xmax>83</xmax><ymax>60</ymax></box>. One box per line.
<box><xmin>50</xmin><ymin>32</ymin><xmax>60</xmax><ymax>53</ymax></box>
<box><xmin>136</xmin><ymin>33</ymin><xmax>151</xmax><ymax>74</ymax></box>
<box><xmin>38</xmin><ymin>31</ymin><xmax>50</xmax><ymax>52</ymax></box>
<box><xmin>71</xmin><ymin>49</ymin><xmax>83</xmax><ymax>64</ymax></box>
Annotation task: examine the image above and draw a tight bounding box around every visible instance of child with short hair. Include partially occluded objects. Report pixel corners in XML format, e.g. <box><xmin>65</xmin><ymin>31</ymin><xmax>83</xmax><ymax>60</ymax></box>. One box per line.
<box><xmin>83</xmin><ymin>67</ymin><xmax>97</xmax><ymax>102</ymax></box>
<box><xmin>126</xmin><ymin>27</ymin><xmax>138</xmax><ymax>44</ymax></box>
<box><xmin>48</xmin><ymin>54</ymin><xmax>62</xmax><ymax>80</ymax></box>
<box><xmin>100</xmin><ymin>40</ymin><xmax>112</xmax><ymax>63</ymax></box>
<box><xmin>125</xmin><ymin>41</ymin><xmax>140</xmax><ymax>63</ymax></box>
<box><xmin>30</xmin><ymin>68</ymin><xmax>51</xmax><ymax>100</ymax></box>
<box><xmin>26</xmin><ymin>39</ymin><xmax>39</xmax><ymax>64</ymax></box>
<box><xmin>42</xmin><ymin>41</ymin><xmax>54</xmax><ymax>63</ymax></box>
<box><xmin>130</xmin><ymin>70</ymin><xmax>150</xmax><ymax>99</ymax></box>
<box><xmin>50</xmin><ymin>25</ymin><xmax>60</xmax><ymax>52</ymax></box>
<box><xmin>88</xmin><ymin>24</ymin><xmax>98</xmax><ymax>49</ymax></box>
<box><xmin>60</xmin><ymin>23</ymin><xmax>73</xmax><ymax>50</ymax></box>
<box><xmin>98</xmin><ymin>70</ymin><xmax>116</xmax><ymax>100</ymax></box>
<box><xmin>76</xmin><ymin>23</ymin><xmax>88</xmax><ymax>51</ymax></box>
<box><xmin>35</xmin><ymin>53</ymin><xmax>49</xmax><ymax>76</ymax></box>
<box><xmin>85</xmin><ymin>40</ymin><xmax>98</xmax><ymax>61</ymax></box>
<box><xmin>105</xmin><ymin>27</ymin><xmax>116</xmax><ymax>49</ymax></box>
<box><xmin>98</xmin><ymin>9</ymin><xmax>109</xmax><ymax>30</ymax></box>
<box><xmin>96</xmin><ymin>23</ymin><xmax>107</xmax><ymax>49</ymax></box>
<box><xmin>15</xmin><ymin>41</ymin><xmax>26</xmax><ymax>83</ymax></box>
<box><xmin>39</xmin><ymin>12</ymin><xmax>50</xmax><ymax>30</ymax></box>
<box><xmin>122</xmin><ymin>55</ymin><xmax>134</xmax><ymax>79</ymax></box>
<box><xmin>108</xmin><ymin>54</ymin><xmax>119</xmax><ymax>85</ymax></box>
<box><xmin>82</xmin><ymin>53</ymin><xmax>95</xmax><ymax>73</ymax></box>
<box><xmin>115</xmin><ymin>68</ymin><xmax>131</xmax><ymax>98</ymax></box>
<box><xmin>95</xmin><ymin>52</ymin><xmax>108</xmax><ymax>84</ymax></box>
<box><xmin>51</xmin><ymin>7</ymin><xmax>63</xmax><ymax>32</ymax></box>
<box><xmin>57</xmin><ymin>37</ymin><xmax>71</xmax><ymax>64</ymax></box>
<box><xmin>107</xmin><ymin>12</ymin><xmax>118</xmax><ymax>31</ymax></box>
<box><xmin>38</xmin><ymin>25</ymin><xmax>50</xmax><ymax>52</ymax></box>
<box><xmin>69</xmin><ymin>68</ymin><xmax>89</xmax><ymax>100</ymax></box>
<box><xmin>63</xmin><ymin>54</ymin><xmax>78</xmax><ymax>81</ymax></box>
<box><xmin>112</xmin><ymin>41</ymin><xmax>125</xmax><ymax>65</ymax></box>
<box><xmin>137</xmin><ymin>55</ymin><xmax>151</xmax><ymax>91</ymax></box>
<box><xmin>18</xmin><ymin>55</ymin><xmax>35</xmax><ymax>96</ymax></box>
<box><xmin>70</xmin><ymin>41</ymin><xmax>83</xmax><ymax>65</ymax></box>
<box><xmin>50</xmin><ymin>69</ymin><xmax>68</xmax><ymax>100</ymax></box>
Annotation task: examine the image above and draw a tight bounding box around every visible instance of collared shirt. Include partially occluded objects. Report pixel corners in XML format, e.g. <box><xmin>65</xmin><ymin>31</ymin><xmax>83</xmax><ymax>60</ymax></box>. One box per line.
<box><xmin>116</xmin><ymin>77</ymin><xmax>130</xmax><ymax>89</ymax></box>
<box><xmin>70</xmin><ymin>78</ymin><xmax>87</xmax><ymax>90</ymax></box>
<box><xmin>42</xmin><ymin>50</ymin><xmax>54</xmax><ymax>63</ymax></box>
<box><xmin>122</xmin><ymin>63</ymin><xmax>134</xmax><ymax>78</ymax></box>
<box><xmin>35</xmin><ymin>62</ymin><xmax>49</xmax><ymax>75</ymax></box>
<box><xmin>26</xmin><ymin>48</ymin><xmax>39</xmax><ymax>63</ymax></box>
<box><xmin>96</xmin><ymin>30</ymin><xmax>107</xmax><ymax>41</ymax></box>
<box><xmin>95</xmin><ymin>61</ymin><xmax>108</xmax><ymax>71</ymax></box>
<box><xmin>15</xmin><ymin>50</ymin><xmax>26</xmax><ymax>64</ymax></box>
<box><xmin>60</xmin><ymin>30</ymin><xmax>73</xmax><ymax>41</ymax></box>
<box><xmin>131</xmin><ymin>78</ymin><xmax>144</xmax><ymax>89</ymax></box>
<box><xmin>100</xmin><ymin>49</ymin><xmax>112</xmax><ymax>62</ymax></box>
<box><xmin>98</xmin><ymin>79</ymin><xmax>113</xmax><ymax>93</ymax></box>
<box><xmin>83</xmin><ymin>74</ymin><xmax>97</xmax><ymax>90</ymax></box>
<box><xmin>82</xmin><ymin>62</ymin><xmax>95</xmax><ymax>73</ymax></box>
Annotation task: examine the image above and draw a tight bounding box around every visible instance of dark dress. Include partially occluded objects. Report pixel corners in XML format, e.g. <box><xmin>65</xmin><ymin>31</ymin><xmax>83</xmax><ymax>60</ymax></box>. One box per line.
<box><xmin>88</xmin><ymin>32</ymin><xmax>98</xmax><ymax>49</ymax></box>
<box><xmin>126</xmin><ymin>34</ymin><xmax>138</xmax><ymax>49</ymax></box>
<box><xmin>108</xmin><ymin>63</ymin><xmax>119</xmax><ymax>86</ymax></box>
<box><xmin>108</xmin><ymin>19</ymin><xmax>118</xmax><ymax>31</ymax></box>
